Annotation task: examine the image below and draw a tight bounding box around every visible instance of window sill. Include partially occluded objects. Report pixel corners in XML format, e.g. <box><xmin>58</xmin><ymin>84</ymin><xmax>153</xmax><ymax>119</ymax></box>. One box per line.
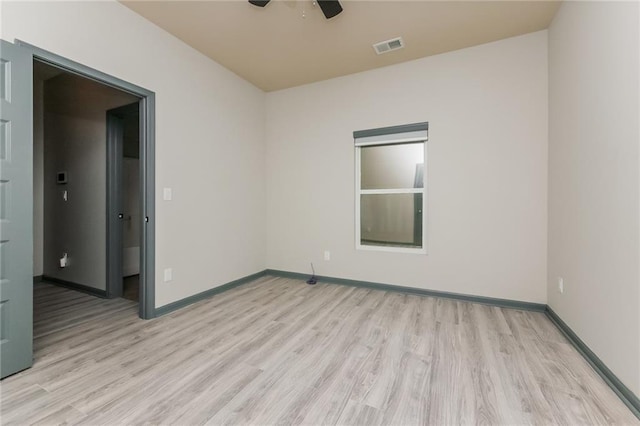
<box><xmin>356</xmin><ymin>244</ymin><xmax>427</xmax><ymax>255</ymax></box>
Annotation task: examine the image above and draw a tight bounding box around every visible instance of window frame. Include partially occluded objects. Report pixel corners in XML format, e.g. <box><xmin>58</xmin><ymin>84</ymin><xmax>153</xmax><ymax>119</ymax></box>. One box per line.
<box><xmin>354</xmin><ymin>124</ymin><xmax>428</xmax><ymax>255</ymax></box>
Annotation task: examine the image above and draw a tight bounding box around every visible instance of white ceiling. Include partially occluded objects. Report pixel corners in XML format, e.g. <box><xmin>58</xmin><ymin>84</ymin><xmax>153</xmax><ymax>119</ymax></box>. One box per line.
<box><xmin>121</xmin><ymin>0</ymin><xmax>561</xmax><ymax>92</ymax></box>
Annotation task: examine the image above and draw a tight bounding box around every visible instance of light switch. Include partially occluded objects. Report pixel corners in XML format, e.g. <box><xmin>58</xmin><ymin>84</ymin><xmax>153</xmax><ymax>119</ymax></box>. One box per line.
<box><xmin>163</xmin><ymin>187</ymin><xmax>172</xmax><ymax>201</ymax></box>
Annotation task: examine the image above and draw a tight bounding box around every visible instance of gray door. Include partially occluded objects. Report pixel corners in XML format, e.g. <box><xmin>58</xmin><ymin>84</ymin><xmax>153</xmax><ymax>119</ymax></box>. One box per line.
<box><xmin>0</xmin><ymin>40</ymin><xmax>33</xmax><ymax>378</ymax></box>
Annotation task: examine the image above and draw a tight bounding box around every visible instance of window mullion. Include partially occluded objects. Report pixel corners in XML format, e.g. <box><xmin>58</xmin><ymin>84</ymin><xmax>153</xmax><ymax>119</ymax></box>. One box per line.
<box><xmin>360</xmin><ymin>188</ymin><xmax>423</xmax><ymax>195</ymax></box>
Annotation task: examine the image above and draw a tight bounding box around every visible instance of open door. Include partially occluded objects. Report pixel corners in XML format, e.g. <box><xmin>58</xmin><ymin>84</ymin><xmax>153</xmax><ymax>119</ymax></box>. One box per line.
<box><xmin>0</xmin><ymin>40</ymin><xmax>34</xmax><ymax>378</ymax></box>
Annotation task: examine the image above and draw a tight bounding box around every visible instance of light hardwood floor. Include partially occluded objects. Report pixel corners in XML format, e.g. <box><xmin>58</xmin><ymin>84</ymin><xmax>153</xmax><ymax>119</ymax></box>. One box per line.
<box><xmin>1</xmin><ymin>276</ymin><xmax>637</xmax><ymax>425</ymax></box>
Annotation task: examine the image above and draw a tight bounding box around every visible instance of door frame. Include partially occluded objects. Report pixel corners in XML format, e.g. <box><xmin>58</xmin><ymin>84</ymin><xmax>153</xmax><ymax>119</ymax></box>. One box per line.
<box><xmin>18</xmin><ymin>40</ymin><xmax>156</xmax><ymax>319</ymax></box>
<box><xmin>106</xmin><ymin>102</ymin><xmax>139</xmax><ymax>300</ymax></box>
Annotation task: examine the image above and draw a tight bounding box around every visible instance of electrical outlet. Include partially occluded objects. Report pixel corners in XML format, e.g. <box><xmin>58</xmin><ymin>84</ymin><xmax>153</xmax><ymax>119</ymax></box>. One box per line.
<box><xmin>324</xmin><ymin>250</ymin><xmax>331</xmax><ymax>261</ymax></box>
<box><xmin>164</xmin><ymin>268</ymin><xmax>173</xmax><ymax>282</ymax></box>
<box><xmin>558</xmin><ymin>277</ymin><xmax>564</xmax><ymax>294</ymax></box>
<box><xmin>59</xmin><ymin>253</ymin><xmax>69</xmax><ymax>268</ymax></box>
<box><xmin>163</xmin><ymin>187</ymin><xmax>172</xmax><ymax>201</ymax></box>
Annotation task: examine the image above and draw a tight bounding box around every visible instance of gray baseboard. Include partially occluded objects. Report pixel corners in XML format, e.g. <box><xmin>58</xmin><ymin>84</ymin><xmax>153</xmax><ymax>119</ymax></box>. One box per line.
<box><xmin>265</xmin><ymin>269</ymin><xmax>546</xmax><ymax>312</ymax></box>
<box><xmin>546</xmin><ymin>307</ymin><xmax>640</xmax><ymax>419</ymax></box>
<box><xmin>42</xmin><ymin>276</ymin><xmax>108</xmax><ymax>298</ymax></box>
<box><xmin>154</xmin><ymin>270</ymin><xmax>268</xmax><ymax>317</ymax></box>
<box><xmin>32</xmin><ymin>275</ymin><xmax>43</xmax><ymax>284</ymax></box>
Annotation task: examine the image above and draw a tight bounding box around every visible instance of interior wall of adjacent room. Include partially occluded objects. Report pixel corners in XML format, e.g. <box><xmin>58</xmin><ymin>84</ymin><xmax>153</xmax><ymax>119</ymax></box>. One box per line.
<box><xmin>265</xmin><ymin>31</ymin><xmax>548</xmax><ymax>304</ymax></box>
<box><xmin>547</xmin><ymin>0</ymin><xmax>640</xmax><ymax>396</ymax></box>
<box><xmin>42</xmin><ymin>73</ymin><xmax>138</xmax><ymax>290</ymax></box>
<box><xmin>1</xmin><ymin>0</ymin><xmax>267</xmax><ymax>307</ymax></box>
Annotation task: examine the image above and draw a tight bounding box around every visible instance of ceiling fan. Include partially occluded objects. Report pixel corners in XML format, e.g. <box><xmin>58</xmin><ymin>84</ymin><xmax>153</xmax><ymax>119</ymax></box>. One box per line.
<box><xmin>249</xmin><ymin>0</ymin><xmax>343</xmax><ymax>19</ymax></box>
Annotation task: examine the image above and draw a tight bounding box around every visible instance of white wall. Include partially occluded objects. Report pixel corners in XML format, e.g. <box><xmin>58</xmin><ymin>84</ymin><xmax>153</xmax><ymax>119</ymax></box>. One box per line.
<box><xmin>548</xmin><ymin>1</ymin><xmax>640</xmax><ymax>397</ymax></box>
<box><xmin>2</xmin><ymin>0</ymin><xmax>266</xmax><ymax>307</ymax></box>
<box><xmin>266</xmin><ymin>31</ymin><xmax>549</xmax><ymax>303</ymax></box>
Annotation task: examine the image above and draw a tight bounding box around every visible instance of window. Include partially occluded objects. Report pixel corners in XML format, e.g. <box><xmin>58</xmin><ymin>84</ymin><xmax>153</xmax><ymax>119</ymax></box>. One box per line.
<box><xmin>354</xmin><ymin>123</ymin><xmax>428</xmax><ymax>253</ymax></box>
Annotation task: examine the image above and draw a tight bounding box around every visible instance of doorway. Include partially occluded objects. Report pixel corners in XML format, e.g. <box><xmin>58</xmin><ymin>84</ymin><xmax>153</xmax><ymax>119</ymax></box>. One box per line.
<box><xmin>1</xmin><ymin>39</ymin><xmax>155</xmax><ymax>379</ymax></box>
<box><xmin>35</xmin><ymin>62</ymin><xmax>140</xmax><ymax>302</ymax></box>
<box><xmin>26</xmin><ymin>42</ymin><xmax>156</xmax><ymax>319</ymax></box>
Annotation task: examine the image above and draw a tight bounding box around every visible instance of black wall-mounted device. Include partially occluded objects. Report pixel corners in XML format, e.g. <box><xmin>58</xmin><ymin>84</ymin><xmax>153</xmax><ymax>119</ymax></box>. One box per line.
<box><xmin>56</xmin><ymin>171</ymin><xmax>68</xmax><ymax>184</ymax></box>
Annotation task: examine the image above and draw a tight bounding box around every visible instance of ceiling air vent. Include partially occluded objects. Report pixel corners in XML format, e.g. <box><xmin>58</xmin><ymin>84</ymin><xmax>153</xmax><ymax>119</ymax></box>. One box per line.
<box><xmin>373</xmin><ymin>37</ymin><xmax>404</xmax><ymax>55</ymax></box>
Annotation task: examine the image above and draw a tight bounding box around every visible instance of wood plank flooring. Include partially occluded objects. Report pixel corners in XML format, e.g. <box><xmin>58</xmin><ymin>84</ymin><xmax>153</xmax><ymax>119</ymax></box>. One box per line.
<box><xmin>1</xmin><ymin>276</ymin><xmax>637</xmax><ymax>425</ymax></box>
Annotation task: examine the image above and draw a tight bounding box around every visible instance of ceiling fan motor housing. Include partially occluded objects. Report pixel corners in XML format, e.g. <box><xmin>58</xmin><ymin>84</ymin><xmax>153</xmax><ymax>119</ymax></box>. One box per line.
<box><xmin>249</xmin><ymin>0</ymin><xmax>270</xmax><ymax>7</ymax></box>
<box><xmin>318</xmin><ymin>1</ymin><xmax>343</xmax><ymax>19</ymax></box>
<box><xmin>248</xmin><ymin>0</ymin><xmax>343</xmax><ymax>19</ymax></box>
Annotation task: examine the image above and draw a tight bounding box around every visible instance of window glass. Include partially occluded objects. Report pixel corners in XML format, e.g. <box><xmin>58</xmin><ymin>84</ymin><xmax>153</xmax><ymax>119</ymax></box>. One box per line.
<box><xmin>360</xmin><ymin>143</ymin><xmax>424</xmax><ymax>190</ymax></box>
<box><xmin>360</xmin><ymin>193</ymin><xmax>423</xmax><ymax>248</ymax></box>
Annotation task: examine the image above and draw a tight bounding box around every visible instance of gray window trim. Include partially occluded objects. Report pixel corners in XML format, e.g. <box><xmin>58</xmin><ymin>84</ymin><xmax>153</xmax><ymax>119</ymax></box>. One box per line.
<box><xmin>353</xmin><ymin>122</ymin><xmax>429</xmax><ymax>139</ymax></box>
<box><xmin>17</xmin><ymin>39</ymin><xmax>156</xmax><ymax>319</ymax></box>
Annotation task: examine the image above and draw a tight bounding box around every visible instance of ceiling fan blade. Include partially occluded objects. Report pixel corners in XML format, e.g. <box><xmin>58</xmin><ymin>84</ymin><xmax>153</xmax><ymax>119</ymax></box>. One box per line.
<box><xmin>249</xmin><ymin>0</ymin><xmax>271</xmax><ymax>7</ymax></box>
<box><xmin>317</xmin><ymin>0</ymin><xmax>342</xmax><ymax>19</ymax></box>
